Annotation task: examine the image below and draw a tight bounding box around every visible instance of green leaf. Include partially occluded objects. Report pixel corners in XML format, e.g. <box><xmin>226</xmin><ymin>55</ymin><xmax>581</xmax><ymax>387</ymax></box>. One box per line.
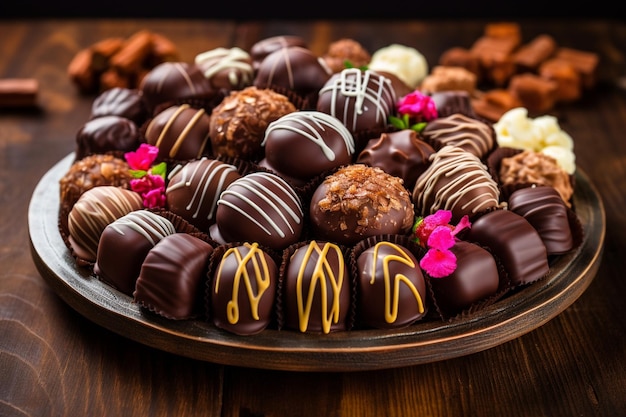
<box><xmin>129</xmin><ymin>169</ymin><xmax>147</xmax><ymax>178</ymax></box>
<box><xmin>389</xmin><ymin>115</ymin><xmax>407</xmax><ymax>129</ymax></box>
<box><xmin>151</xmin><ymin>162</ymin><xmax>167</xmax><ymax>177</ymax></box>
<box><xmin>411</xmin><ymin>122</ymin><xmax>427</xmax><ymax>132</ymax></box>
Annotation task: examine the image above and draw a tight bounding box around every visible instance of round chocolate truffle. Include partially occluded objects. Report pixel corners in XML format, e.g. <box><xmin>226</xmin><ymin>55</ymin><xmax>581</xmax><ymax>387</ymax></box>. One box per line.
<box><xmin>284</xmin><ymin>240</ymin><xmax>351</xmax><ymax>334</ymax></box>
<box><xmin>428</xmin><ymin>240</ymin><xmax>500</xmax><ymax>317</ymax></box>
<box><xmin>214</xmin><ymin>171</ymin><xmax>304</xmax><ymax>250</ymax></box>
<box><xmin>194</xmin><ymin>47</ymin><xmax>254</xmax><ymax>93</ymax></box>
<box><xmin>67</xmin><ymin>186</ymin><xmax>144</xmax><ymax>263</ymax></box>
<box><xmin>165</xmin><ymin>157</ymin><xmax>242</xmax><ymax>233</ymax></box>
<box><xmin>211</xmin><ymin>242</ymin><xmax>278</xmax><ymax>335</ymax></box>
<box><xmin>507</xmin><ymin>186</ymin><xmax>574</xmax><ymax>255</ymax></box>
<box><xmin>139</xmin><ymin>61</ymin><xmax>213</xmax><ymax>112</ymax></box>
<box><xmin>75</xmin><ymin>115</ymin><xmax>141</xmax><ymax>160</ymax></box>
<box><xmin>412</xmin><ymin>145</ymin><xmax>501</xmax><ymax>223</ymax></box>
<box><xmin>323</xmin><ymin>38</ymin><xmax>371</xmax><ymax>74</ymax></box>
<box><xmin>465</xmin><ymin>209</ymin><xmax>549</xmax><ymax>286</ymax></box>
<box><xmin>356</xmin><ymin>241</ymin><xmax>427</xmax><ymax>329</ymax></box>
<box><xmin>259</xmin><ymin>111</ymin><xmax>355</xmax><ymax>186</ymax></box>
<box><xmin>309</xmin><ymin>164</ymin><xmax>414</xmax><ymax>246</ymax></box>
<box><xmin>421</xmin><ymin>113</ymin><xmax>495</xmax><ymax>159</ymax></box>
<box><xmin>134</xmin><ymin>233</ymin><xmax>214</xmax><ymax>320</ymax></box>
<box><xmin>249</xmin><ymin>35</ymin><xmax>308</xmax><ymax>71</ymax></box>
<box><xmin>316</xmin><ymin>68</ymin><xmax>396</xmax><ymax>135</ymax></box>
<box><xmin>94</xmin><ymin>210</ymin><xmax>176</xmax><ymax>295</ymax></box>
<box><xmin>90</xmin><ymin>87</ymin><xmax>149</xmax><ymax>125</ymax></box>
<box><xmin>209</xmin><ymin>86</ymin><xmax>296</xmax><ymax>161</ymax></box>
<box><xmin>254</xmin><ymin>45</ymin><xmax>332</xmax><ymax>98</ymax></box>
<box><xmin>356</xmin><ymin>129</ymin><xmax>435</xmax><ymax>191</ymax></box>
<box><xmin>144</xmin><ymin>104</ymin><xmax>211</xmax><ymax>161</ymax></box>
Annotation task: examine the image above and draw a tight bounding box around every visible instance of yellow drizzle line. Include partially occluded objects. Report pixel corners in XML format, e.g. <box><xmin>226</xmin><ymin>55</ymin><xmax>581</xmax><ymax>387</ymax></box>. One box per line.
<box><xmin>214</xmin><ymin>242</ymin><xmax>272</xmax><ymax>324</ymax></box>
<box><xmin>297</xmin><ymin>241</ymin><xmax>345</xmax><ymax>334</ymax></box>
<box><xmin>371</xmin><ymin>241</ymin><xmax>424</xmax><ymax>323</ymax></box>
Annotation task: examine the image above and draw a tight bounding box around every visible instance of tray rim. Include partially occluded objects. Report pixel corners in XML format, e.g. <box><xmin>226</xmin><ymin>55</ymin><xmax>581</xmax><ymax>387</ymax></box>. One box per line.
<box><xmin>28</xmin><ymin>153</ymin><xmax>606</xmax><ymax>372</ymax></box>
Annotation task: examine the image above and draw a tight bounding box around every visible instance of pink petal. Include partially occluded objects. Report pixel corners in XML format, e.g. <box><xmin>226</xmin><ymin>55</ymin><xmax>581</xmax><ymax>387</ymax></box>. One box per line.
<box><xmin>419</xmin><ymin>249</ymin><xmax>457</xmax><ymax>278</ymax></box>
<box><xmin>427</xmin><ymin>226</ymin><xmax>456</xmax><ymax>250</ymax></box>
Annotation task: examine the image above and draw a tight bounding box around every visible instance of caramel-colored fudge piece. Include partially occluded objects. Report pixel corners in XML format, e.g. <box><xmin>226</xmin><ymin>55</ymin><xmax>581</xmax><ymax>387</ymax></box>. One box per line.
<box><xmin>484</xmin><ymin>22</ymin><xmax>522</xmax><ymax>47</ymax></box>
<box><xmin>512</xmin><ymin>34</ymin><xmax>557</xmax><ymax>72</ymax></box>
<box><xmin>439</xmin><ymin>47</ymin><xmax>482</xmax><ymax>81</ymax></box>
<box><xmin>539</xmin><ymin>58</ymin><xmax>582</xmax><ymax>102</ymax></box>
<box><xmin>508</xmin><ymin>73</ymin><xmax>558</xmax><ymax>113</ymax></box>
<box><xmin>470</xmin><ymin>36</ymin><xmax>518</xmax><ymax>86</ymax></box>
<box><xmin>471</xmin><ymin>89</ymin><xmax>522</xmax><ymax>122</ymax></box>
<box><xmin>419</xmin><ymin>65</ymin><xmax>477</xmax><ymax>94</ymax></box>
<box><xmin>554</xmin><ymin>47</ymin><xmax>599</xmax><ymax>89</ymax></box>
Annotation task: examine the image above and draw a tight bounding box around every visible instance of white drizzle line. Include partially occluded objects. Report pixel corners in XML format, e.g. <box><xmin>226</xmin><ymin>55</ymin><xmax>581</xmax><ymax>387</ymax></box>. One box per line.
<box><xmin>108</xmin><ymin>210</ymin><xmax>176</xmax><ymax>246</ymax></box>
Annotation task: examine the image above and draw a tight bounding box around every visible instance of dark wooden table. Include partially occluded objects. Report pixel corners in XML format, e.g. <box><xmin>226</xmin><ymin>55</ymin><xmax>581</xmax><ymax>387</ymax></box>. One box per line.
<box><xmin>1</xmin><ymin>18</ymin><xmax>625</xmax><ymax>417</ymax></box>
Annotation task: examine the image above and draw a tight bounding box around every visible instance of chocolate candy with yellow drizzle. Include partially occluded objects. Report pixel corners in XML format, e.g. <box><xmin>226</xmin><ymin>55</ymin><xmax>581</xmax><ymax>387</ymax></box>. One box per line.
<box><xmin>356</xmin><ymin>241</ymin><xmax>427</xmax><ymax>329</ymax></box>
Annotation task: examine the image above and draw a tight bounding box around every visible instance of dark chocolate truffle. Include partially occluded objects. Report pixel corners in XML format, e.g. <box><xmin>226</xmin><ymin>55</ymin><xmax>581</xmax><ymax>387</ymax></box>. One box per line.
<box><xmin>139</xmin><ymin>61</ymin><xmax>213</xmax><ymax>112</ymax></box>
<box><xmin>215</xmin><ymin>171</ymin><xmax>304</xmax><ymax>250</ymax></box>
<box><xmin>165</xmin><ymin>157</ymin><xmax>241</xmax><ymax>232</ymax></box>
<box><xmin>421</xmin><ymin>113</ymin><xmax>495</xmax><ymax>159</ymax></box>
<box><xmin>412</xmin><ymin>145</ymin><xmax>501</xmax><ymax>223</ymax></box>
<box><xmin>209</xmin><ymin>86</ymin><xmax>296</xmax><ymax>161</ymax></box>
<box><xmin>259</xmin><ymin>111</ymin><xmax>355</xmax><ymax>186</ymax></box>
<box><xmin>356</xmin><ymin>129</ymin><xmax>435</xmax><ymax>191</ymax></box>
<box><xmin>144</xmin><ymin>104</ymin><xmax>211</xmax><ymax>161</ymax></box>
<box><xmin>94</xmin><ymin>210</ymin><xmax>176</xmax><ymax>295</ymax></box>
<box><xmin>194</xmin><ymin>47</ymin><xmax>254</xmax><ymax>93</ymax></box>
<box><xmin>356</xmin><ymin>241</ymin><xmax>427</xmax><ymax>329</ymax></box>
<box><xmin>249</xmin><ymin>35</ymin><xmax>308</xmax><ymax>71</ymax></box>
<box><xmin>284</xmin><ymin>240</ymin><xmax>350</xmax><ymax>333</ymax></box>
<box><xmin>75</xmin><ymin>115</ymin><xmax>141</xmax><ymax>160</ymax></box>
<box><xmin>465</xmin><ymin>209</ymin><xmax>549</xmax><ymax>286</ymax></box>
<box><xmin>67</xmin><ymin>186</ymin><xmax>144</xmax><ymax>262</ymax></box>
<box><xmin>254</xmin><ymin>45</ymin><xmax>332</xmax><ymax>98</ymax></box>
<box><xmin>309</xmin><ymin>164</ymin><xmax>414</xmax><ymax>246</ymax></box>
<box><xmin>90</xmin><ymin>87</ymin><xmax>149</xmax><ymax>125</ymax></box>
<box><xmin>211</xmin><ymin>242</ymin><xmax>278</xmax><ymax>335</ymax></box>
<box><xmin>134</xmin><ymin>233</ymin><xmax>214</xmax><ymax>319</ymax></box>
<box><xmin>428</xmin><ymin>240</ymin><xmax>500</xmax><ymax>316</ymax></box>
<box><xmin>429</xmin><ymin>90</ymin><xmax>477</xmax><ymax>119</ymax></box>
<box><xmin>317</xmin><ymin>68</ymin><xmax>396</xmax><ymax>134</ymax></box>
<box><xmin>507</xmin><ymin>186</ymin><xmax>574</xmax><ymax>255</ymax></box>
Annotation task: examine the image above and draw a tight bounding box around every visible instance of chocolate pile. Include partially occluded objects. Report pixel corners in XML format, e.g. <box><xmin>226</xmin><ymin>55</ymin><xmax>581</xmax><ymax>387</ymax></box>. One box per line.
<box><xmin>58</xmin><ymin>31</ymin><xmax>584</xmax><ymax>336</ymax></box>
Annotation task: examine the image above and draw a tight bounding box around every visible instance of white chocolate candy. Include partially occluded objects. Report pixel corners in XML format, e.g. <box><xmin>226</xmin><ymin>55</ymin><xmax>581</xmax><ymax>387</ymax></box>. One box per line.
<box><xmin>368</xmin><ymin>44</ymin><xmax>428</xmax><ymax>89</ymax></box>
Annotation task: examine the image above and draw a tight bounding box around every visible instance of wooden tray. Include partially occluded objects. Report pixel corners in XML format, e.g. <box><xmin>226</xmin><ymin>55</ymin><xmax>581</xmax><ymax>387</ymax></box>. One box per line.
<box><xmin>28</xmin><ymin>153</ymin><xmax>605</xmax><ymax>372</ymax></box>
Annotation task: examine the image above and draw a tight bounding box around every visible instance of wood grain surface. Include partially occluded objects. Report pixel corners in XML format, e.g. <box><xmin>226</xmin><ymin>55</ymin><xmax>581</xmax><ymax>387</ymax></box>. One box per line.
<box><xmin>2</xmin><ymin>18</ymin><xmax>626</xmax><ymax>417</ymax></box>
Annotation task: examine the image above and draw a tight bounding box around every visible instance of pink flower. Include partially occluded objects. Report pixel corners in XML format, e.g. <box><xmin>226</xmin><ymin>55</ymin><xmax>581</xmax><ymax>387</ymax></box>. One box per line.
<box><xmin>130</xmin><ymin>174</ymin><xmax>166</xmax><ymax>209</ymax></box>
<box><xmin>397</xmin><ymin>90</ymin><xmax>438</xmax><ymax>122</ymax></box>
<box><xmin>125</xmin><ymin>143</ymin><xmax>159</xmax><ymax>171</ymax></box>
<box><xmin>419</xmin><ymin>248</ymin><xmax>457</xmax><ymax>278</ymax></box>
<box><xmin>142</xmin><ymin>187</ymin><xmax>166</xmax><ymax>209</ymax></box>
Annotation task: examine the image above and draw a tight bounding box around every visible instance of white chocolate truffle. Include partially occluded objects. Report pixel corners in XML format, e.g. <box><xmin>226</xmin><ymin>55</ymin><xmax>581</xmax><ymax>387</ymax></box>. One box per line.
<box><xmin>368</xmin><ymin>44</ymin><xmax>429</xmax><ymax>89</ymax></box>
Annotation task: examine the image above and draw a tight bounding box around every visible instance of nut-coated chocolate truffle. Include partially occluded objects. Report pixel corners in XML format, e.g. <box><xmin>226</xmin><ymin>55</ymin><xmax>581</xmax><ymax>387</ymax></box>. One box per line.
<box><xmin>323</xmin><ymin>38</ymin><xmax>371</xmax><ymax>74</ymax></box>
<box><xmin>165</xmin><ymin>157</ymin><xmax>241</xmax><ymax>233</ymax></box>
<box><xmin>413</xmin><ymin>145</ymin><xmax>501</xmax><ymax>223</ymax></box>
<box><xmin>211</xmin><ymin>242</ymin><xmax>278</xmax><ymax>335</ymax></box>
<box><xmin>254</xmin><ymin>46</ymin><xmax>332</xmax><ymax>98</ymax></box>
<box><xmin>94</xmin><ymin>210</ymin><xmax>176</xmax><ymax>295</ymax></box>
<box><xmin>284</xmin><ymin>240</ymin><xmax>350</xmax><ymax>334</ymax></box>
<box><xmin>309</xmin><ymin>164</ymin><xmax>414</xmax><ymax>246</ymax></box>
<box><xmin>356</xmin><ymin>241</ymin><xmax>427</xmax><ymax>329</ymax></box>
<box><xmin>215</xmin><ymin>171</ymin><xmax>304</xmax><ymax>250</ymax></box>
<box><xmin>144</xmin><ymin>104</ymin><xmax>211</xmax><ymax>161</ymax></box>
<box><xmin>194</xmin><ymin>47</ymin><xmax>254</xmax><ymax>93</ymax></box>
<box><xmin>259</xmin><ymin>111</ymin><xmax>355</xmax><ymax>186</ymax></box>
<box><xmin>421</xmin><ymin>113</ymin><xmax>495</xmax><ymax>159</ymax></box>
<box><xmin>75</xmin><ymin>115</ymin><xmax>141</xmax><ymax>160</ymax></box>
<box><xmin>465</xmin><ymin>209</ymin><xmax>549</xmax><ymax>286</ymax></box>
<box><xmin>507</xmin><ymin>186</ymin><xmax>574</xmax><ymax>255</ymax></box>
<box><xmin>68</xmin><ymin>186</ymin><xmax>144</xmax><ymax>262</ymax></box>
<box><xmin>317</xmin><ymin>68</ymin><xmax>396</xmax><ymax>134</ymax></box>
<box><xmin>209</xmin><ymin>86</ymin><xmax>296</xmax><ymax>161</ymax></box>
<box><xmin>134</xmin><ymin>233</ymin><xmax>214</xmax><ymax>319</ymax></box>
<box><xmin>357</xmin><ymin>129</ymin><xmax>435</xmax><ymax>191</ymax></box>
<box><xmin>89</xmin><ymin>87</ymin><xmax>149</xmax><ymax>125</ymax></box>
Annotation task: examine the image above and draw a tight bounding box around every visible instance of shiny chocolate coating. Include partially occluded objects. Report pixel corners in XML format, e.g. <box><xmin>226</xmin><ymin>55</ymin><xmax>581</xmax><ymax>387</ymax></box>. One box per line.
<box><xmin>284</xmin><ymin>241</ymin><xmax>350</xmax><ymax>333</ymax></box>
<box><xmin>429</xmin><ymin>90</ymin><xmax>477</xmax><ymax>119</ymax></box>
<box><xmin>249</xmin><ymin>35</ymin><xmax>308</xmax><ymax>70</ymax></box>
<box><xmin>356</xmin><ymin>241</ymin><xmax>427</xmax><ymax>329</ymax></box>
<box><xmin>139</xmin><ymin>61</ymin><xmax>213</xmax><ymax>112</ymax></box>
<box><xmin>68</xmin><ymin>186</ymin><xmax>144</xmax><ymax>262</ymax></box>
<box><xmin>357</xmin><ymin>129</ymin><xmax>435</xmax><ymax>191</ymax></box>
<box><xmin>211</xmin><ymin>242</ymin><xmax>277</xmax><ymax>335</ymax></box>
<box><xmin>421</xmin><ymin>113</ymin><xmax>495</xmax><ymax>159</ymax></box>
<box><xmin>194</xmin><ymin>47</ymin><xmax>254</xmax><ymax>93</ymax></box>
<box><xmin>75</xmin><ymin>115</ymin><xmax>140</xmax><ymax>160</ymax></box>
<box><xmin>134</xmin><ymin>233</ymin><xmax>214</xmax><ymax>320</ymax></box>
<box><xmin>507</xmin><ymin>186</ymin><xmax>574</xmax><ymax>255</ymax></box>
<box><xmin>428</xmin><ymin>240</ymin><xmax>500</xmax><ymax>316</ymax></box>
<box><xmin>317</xmin><ymin>68</ymin><xmax>396</xmax><ymax>134</ymax></box>
<box><xmin>254</xmin><ymin>46</ymin><xmax>332</xmax><ymax>97</ymax></box>
<box><xmin>465</xmin><ymin>209</ymin><xmax>549</xmax><ymax>286</ymax></box>
<box><xmin>144</xmin><ymin>104</ymin><xmax>211</xmax><ymax>161</ymax></box>
<box><xmin>90</xmin><ymin>87</ymin><xmax>149</xmax><ymax>125</ymax></box>
<box><xmin>94</xmin><ymin>210</ymin><xmax>176</xmax><ymax>295</ymax></box>
<box><xmin>259</xmin><ymin>111</ymin><xmax>355</xmax><ymax>186</ymax></box>
<box><xmin>165</xmin><ymin>157</ymin><xmax>241</xmax><ymax>233</ymax></box>
<box><xmin>309</xmin><ymin>164</ymin><xmax>414</xmax><ymax>246</ymax></box>
<box><xmin>413</xmin><ymin>145</ymin><xmax>501</xmax><ymax>223</ymax></box>
<box><xmin>215</xmin><ymin>172</ymin><xmax>304</xmax><ymax>250</ymax></box>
